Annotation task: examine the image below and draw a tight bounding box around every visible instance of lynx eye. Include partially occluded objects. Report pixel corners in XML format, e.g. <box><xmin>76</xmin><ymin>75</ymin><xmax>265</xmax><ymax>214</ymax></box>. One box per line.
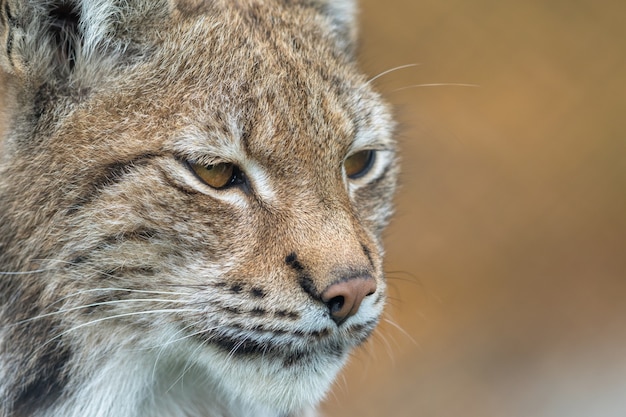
<box><xmin>344</xmin><ymin>150</ymin><xmax>375</xmax><ymax>179</ymax></box>
<box><xmin>188</xmin><ymin>161</ymin><xmax>244</xmax><ymax>189</ymax></box>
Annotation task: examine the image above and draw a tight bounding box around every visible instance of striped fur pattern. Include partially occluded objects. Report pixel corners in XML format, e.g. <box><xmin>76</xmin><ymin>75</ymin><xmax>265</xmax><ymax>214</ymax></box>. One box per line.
<box><xmin>0</xmin><ymin>1</ymin><xmax>397</xmax><ymax>416</ymax></box>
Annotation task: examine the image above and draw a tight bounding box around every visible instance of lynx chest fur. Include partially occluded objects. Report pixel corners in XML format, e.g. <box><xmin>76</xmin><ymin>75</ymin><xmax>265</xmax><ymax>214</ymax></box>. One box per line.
<box><xmin>0</xmin><ymin>1</ymin><xmax>397</xmax><ymax>416</ymax></box>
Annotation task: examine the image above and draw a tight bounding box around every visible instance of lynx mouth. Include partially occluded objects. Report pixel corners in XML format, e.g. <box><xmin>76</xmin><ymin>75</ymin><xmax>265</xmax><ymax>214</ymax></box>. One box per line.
<box><xmin>209</xmin><ymin>333</ymin><xmax>346</xmax><ymax>367</ymax></box>
<box><xmin>192</xmin><ymin>319</ymin><xmax>379</xmax><ymax>365</ymax></box>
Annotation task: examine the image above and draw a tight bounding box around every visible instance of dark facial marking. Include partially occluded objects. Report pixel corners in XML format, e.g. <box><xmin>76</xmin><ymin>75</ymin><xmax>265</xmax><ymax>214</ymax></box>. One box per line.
<box><xmin>67</xmin><ymin>153</ymin><xmax>159</xmax><ymax>215</ymax></box>
<box><xmin>5</xmin><ymin>26</ymin><xmax>13</xmax><ymax>62</ymax></box>
<box><xmin>205</xmin><ymin>333</ymin><xmax>312</xmax><ymax>363</ymax></box>
<box><xmin>347</xmin><ymin>319</ymin><xmax>379</xmax><ymax>343</ymax></box>
<box><xmin>283</xmin><ymin>351</ymin><xmax>305</xmax><ymax>368</ymax></box>
<box><xmin>373</xmin><ymin>291</ymin><xmax>384</xmax><ymax>306</ymax></box>
<box><xmin>361</xmin><ymin>243</ymin><xmax>374</xmax><ymax>268</ymax></box>
<box><xmin>298</xmin><ymin>274</ymin><xmax>319</xmax><ymax>300</ymax></box>
<box><xmin>285</xmin><ymin>252</ymin><xmax>304</xmax><ymax>271</ymax></box>
<box><xmin>250</xmin><ymin>287</ymin><xmax>266</xmax><ymax>298</ymax></box>
<box><xmin>223</xmin><ymin>306</ymin><xmax>242</xmax><ymax>315</ymax></box>
<box><xmin>10</xmin><ymin>319</ymin><xmax>72</xmax><ymax>415</ymax></box>
<box><xmin>250</xmin><ymin>307</ymin><xmax>267</xmax><ymax>317</ymax></box>
<box><xmin>157</xmin><ymin>166</ymin><xmax>201</xmax><ymax>197</ymax></box>
<box><xmin>275</xmin><ymin>309</ymin><xmax>300</xmax><ymax>320</ymax></box>
<box><xmin>285</xmin><ymin>252</ymin><xmax>320</xmax><ymax>299</ymax></box>
<box><xmin>210</xmin><ymin>334</ymin><xmax>273</xmax><ymax>356</ymax></box>
<box><xmin>103</xmin><ymin>228</ymin><xmax>160</xmax><ymax>244</ymax></box>
<box><xmin>309</xmin><ymin>328</ymin><xmax>331</xmax><ymax>339</ymax></box>
<box><xmin>68</xmin><ymin>254</ymin><xmax>87</xmax><ymax>265</ymax></box>
<box><xmin>328</xmin><ymin>341</ymin><xmax>346</xmax><ymax>358</ymax></box>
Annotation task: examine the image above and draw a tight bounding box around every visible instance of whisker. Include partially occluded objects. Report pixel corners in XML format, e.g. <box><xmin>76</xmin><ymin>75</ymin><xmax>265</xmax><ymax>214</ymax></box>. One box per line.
<box><xmin>12</xmin><ymin>298</ymin><xmax>193</xmax><ymax>326</ymax></box>
<box><xmin>151</xmin><ymin>321</ymin><xmax>207</xmax><ymax>384</ymax></box>
<box><xmin>46</xmin><ymin>287</ymin><xmax>191</xmax><ymax>309</ymax></box>
<box><xmin>161</xmin><ymin>284</ymin><xmax>208</xmax><ymax>288</ymax></box>
<box><xmin>0</xmin><ymin>268</ymin><xmax>49</xmax><ymax>275</ymax></box>
<box><xmin>382</xmin><ymin>317</ymin><xmax>419</xmax><ymax>348</ymax></box>
<box><xmin>385</xmin><ymin>295</ymin><xmax>403</xmax><ymax>303</ymax></box>
<box><xmin>331</xmin><ymin>373</ymin><xmax>348</xmax><ymax>401</ymax></box>
<box><xmin>391</xmin><ymin>82</ymin><xmax>480</xmax><ymax>93</ymax></box>
<box><xmin>385</xmin><ymin>270</ymin><xmax>424</xmax><ymax>286</ymax></box>
<box><xmin>367</xmin><ymin>63</ymin><xmax>421</xmax><ymax>84</ymax></box>
<box><xmin>372</xmin><ymin>329</ymin><xmax>395</xmax><ymax>366</ymax></box>
<box><xmin>38</xmin><ymin>309</ymin><xmax>201</xmax><ymax>352</ymax></box>
<box><xmin>360</xmin><ymin>331</ymin><xmax>377</xmax><ymax>360</ymax></box>
<box><xmin>30</xmin><ymin>258</ymin><xmax>178</xmax><ymax>285</ymax></box>
<box><xmin>165</xmin><ymin>339</ymin><xmax>210</xmax><ymax>394</ymax></box>
<box><xmin>227</xmin><ymin>337</ymin><xmax>248</xmax><ymax>361</ymax></box>
<box><xmin>148</xmin><ymin>322</ymin><xmax>211</xmax><ymax>353</ymax></box>
<box><xmin>158</xmin><ymin>324</ymin><xmax>225</xmax><ymax>353</ymax></box>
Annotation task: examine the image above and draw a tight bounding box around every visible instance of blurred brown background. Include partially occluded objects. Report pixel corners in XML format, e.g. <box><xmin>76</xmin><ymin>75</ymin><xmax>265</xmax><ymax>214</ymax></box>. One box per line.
<box><xmin>324</xmin><ymin>1</ymin><xmax>626</xmax><ymax>416</ymax></box>
<box><xmin>1</xmin><ymin>1</ymin><xmax>624</xmax><ymax>416</ymax></box>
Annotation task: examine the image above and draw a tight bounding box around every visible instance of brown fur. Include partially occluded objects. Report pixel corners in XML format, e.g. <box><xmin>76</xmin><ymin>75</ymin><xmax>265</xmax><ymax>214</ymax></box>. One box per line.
<box><xmin>0</xmin><ymin>1</ymin><xmax>397</xmax><ymax>416</ymax></box>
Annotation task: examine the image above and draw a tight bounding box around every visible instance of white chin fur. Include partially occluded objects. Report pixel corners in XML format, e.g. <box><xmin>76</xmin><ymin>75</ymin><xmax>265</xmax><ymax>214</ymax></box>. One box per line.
<box><xmin>191</xmin><ymin>344</ymin><xmax>347</xmax><ymax>414</ymax></box>
<box><xmin>131</xmin><ymin>336</ymin><xmax>350</xmax><ymax>417</ymax></box>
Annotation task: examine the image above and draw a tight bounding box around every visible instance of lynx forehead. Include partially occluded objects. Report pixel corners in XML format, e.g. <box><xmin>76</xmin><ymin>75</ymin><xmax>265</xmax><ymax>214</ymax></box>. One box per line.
<box><xmin>0</xmin><ymin>1</ymin><xmax>398</xmax><ymax>417</ymax></box>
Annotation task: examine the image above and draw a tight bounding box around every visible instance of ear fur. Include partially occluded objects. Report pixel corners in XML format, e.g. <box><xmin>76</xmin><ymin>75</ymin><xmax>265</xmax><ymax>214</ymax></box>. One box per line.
<box><xmin>313</xmin><ymin>0</ymin><xmax>359</xmax><ymax>53</ymax></box>
<box><xmin>0</xmin><ymin>0</ymin><xmax>147</xmax><ymax>84</ymax></box>
<box><xmin>2</xmin><ymin>1</ymin><xmax>81</xmax><ymax>79</ymax></box>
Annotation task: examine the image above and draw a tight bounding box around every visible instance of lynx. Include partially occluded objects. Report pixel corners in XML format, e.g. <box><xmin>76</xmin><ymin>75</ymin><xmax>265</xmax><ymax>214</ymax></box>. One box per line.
<box><xmin>0</xmin><ymin>1</ymin><xmax>398</xmax><ymax>416</ymax></box>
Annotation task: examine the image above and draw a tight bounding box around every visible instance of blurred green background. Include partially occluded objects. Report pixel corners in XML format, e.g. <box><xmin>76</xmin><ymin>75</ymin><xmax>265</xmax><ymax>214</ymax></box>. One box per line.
<box><xmin>324</xmin><ymin>1</ymin><xmax>626</xmax><ymax>416</ymax></box>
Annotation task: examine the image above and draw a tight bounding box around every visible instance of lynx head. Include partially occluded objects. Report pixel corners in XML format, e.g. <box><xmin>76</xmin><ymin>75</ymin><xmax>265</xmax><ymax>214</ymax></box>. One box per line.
<box><xmin>0</xmin><ymin>0</ymin><xmax>397</xmax><ymax>416</ymax></box>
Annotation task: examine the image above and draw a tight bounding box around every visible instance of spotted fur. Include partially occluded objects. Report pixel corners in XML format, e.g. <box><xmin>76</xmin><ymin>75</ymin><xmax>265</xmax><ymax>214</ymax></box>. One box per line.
<box><xmin>0</xmin><ymin>1</ymin><xmax>398</xmax><ymax>416</ymax></box>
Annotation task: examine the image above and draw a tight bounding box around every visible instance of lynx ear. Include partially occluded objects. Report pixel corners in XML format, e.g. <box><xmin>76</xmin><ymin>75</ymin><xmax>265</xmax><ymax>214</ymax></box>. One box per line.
<box><xmin>310</xmin><ymin>0</ymin><xmax>359</xmax><ymax>53</ymax></box>
<box><xmin>0</xmin><ymin>0</ymin><xmax>122</xmax><ymax>82</ymax></box>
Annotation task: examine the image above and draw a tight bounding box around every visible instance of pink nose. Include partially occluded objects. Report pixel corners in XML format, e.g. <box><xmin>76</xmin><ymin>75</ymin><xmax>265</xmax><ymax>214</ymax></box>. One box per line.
<box><xmin>321</xmin><ymin>277</ymin><xmax>377</xmax><ymax>325</ymax></box>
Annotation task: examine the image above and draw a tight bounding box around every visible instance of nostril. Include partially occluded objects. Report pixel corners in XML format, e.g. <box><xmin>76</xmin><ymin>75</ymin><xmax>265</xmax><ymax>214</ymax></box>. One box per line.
<box><xmin>327</xmin><ymin>296</ymin><xmax>345</xmax><ymax>315</ymax></box>
<box><xmin>321</xmin><ymin>276</ymin><xmax>376</xmax><ymax>325</ymax></box>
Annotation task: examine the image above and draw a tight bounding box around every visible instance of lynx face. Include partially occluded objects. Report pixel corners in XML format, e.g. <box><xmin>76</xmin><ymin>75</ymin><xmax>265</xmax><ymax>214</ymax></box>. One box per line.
<box><xmin>0</xmin><ymin>1</ymin><xmax>397</xmax><ymax>416</ymax></box>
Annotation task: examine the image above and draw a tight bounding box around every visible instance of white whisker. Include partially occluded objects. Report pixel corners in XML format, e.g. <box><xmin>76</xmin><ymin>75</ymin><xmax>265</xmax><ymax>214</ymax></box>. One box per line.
<box><xmin>372</xmin><ymin>330</ymin><xmax>395</xmax><ymax>367</ymax></box>
<box><xmin>392</xmin><ymin>82</ymin><xmax>480</xmax><ymax>92</ymax></box>
<box><xmin>367</xmin><ymin>63</ymin><xmax>421</xmax><ymax>84</ymax></box>
<box><xmin>227</xmin><ymin>337</ymin><xmax>248</xmax><ymax>361</ymax></box>
<box><xmin>0</xmin><ymin>268</ymin><xmax>49</xmax><ymax>275</ymax></box>
<box><xmin>165</xmin><ymin>339</ymin><xmax>211</xmax><ymax>394</ymax></box>
<box><xmin>12</xmin><ymin>298</ymin><xmax>192</xmax><ymax>326</ymax></box>
<box><xmin>382</xmin><ymin>317</ymin><xmax>419</xmax><ymax>348</ymax></box>
<box><xmin>151</xmin><ymin>321</ymin><xmax>207</xmax><ymax>385</ymax></box>
<box><xmin>46</xmin><ymin>287</ymin><xmax>191</xmax><ymax>309</ymax></box>
<box><xmin>155</xmin><ymin>326</ymin><xmax>219</xmax><ymax>351</ymax></box>
<box><xmin>39</xmin><ymin>309</ymin><xmax>200</xmax><ymax>351</ymax></box>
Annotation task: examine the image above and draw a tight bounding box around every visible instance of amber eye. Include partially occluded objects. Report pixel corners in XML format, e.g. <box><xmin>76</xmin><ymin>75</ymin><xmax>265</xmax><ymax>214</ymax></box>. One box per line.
<box><xmin>344</xmin><ymin>150</ymin><xmax>375</xmax><ymax>179</ymax></box>
<box><xmin>188</xmin><ymin>161</ymin><xmax>243</xmax><ymax>189</ymax></box>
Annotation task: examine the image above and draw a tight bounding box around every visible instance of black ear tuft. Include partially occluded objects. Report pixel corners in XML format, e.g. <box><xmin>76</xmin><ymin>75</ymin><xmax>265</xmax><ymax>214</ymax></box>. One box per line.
<box><xmin>47</xmin><ymin>1</ymin><xmax>82</xmax><ymax>72</ymax></box>
<box><xmin>0</xmin><ymin>0</ymin><xmax>84</xmax><ymax>79</ymax></box>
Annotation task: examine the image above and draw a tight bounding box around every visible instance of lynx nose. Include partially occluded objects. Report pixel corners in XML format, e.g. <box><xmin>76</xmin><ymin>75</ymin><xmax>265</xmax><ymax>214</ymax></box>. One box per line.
<box><xmin>321</xmin><ymin>276</ymin><xmax>377</xmax><ymax>325</ymax></box>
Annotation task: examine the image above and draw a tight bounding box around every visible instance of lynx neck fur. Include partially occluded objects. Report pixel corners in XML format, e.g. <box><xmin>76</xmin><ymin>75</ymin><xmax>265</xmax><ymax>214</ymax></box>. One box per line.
<box><xmin>0</xmin><ymin>1</ymin><xmax>398</xmax><ymax>416</ymax></box>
